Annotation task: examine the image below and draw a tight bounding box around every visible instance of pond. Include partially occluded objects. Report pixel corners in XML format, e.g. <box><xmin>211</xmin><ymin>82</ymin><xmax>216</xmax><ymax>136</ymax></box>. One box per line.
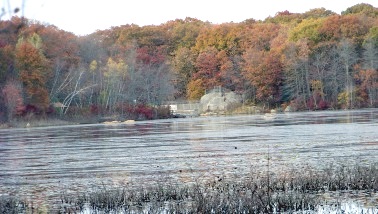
<box><xmin>0</xmin><ymin>109</ymin><xmax>377</xmax><ymax>208</ymax></box>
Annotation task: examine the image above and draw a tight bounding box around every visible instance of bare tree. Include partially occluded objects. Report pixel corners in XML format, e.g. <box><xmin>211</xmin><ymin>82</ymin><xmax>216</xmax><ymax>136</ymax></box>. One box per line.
<box><xmin>309</xmin><ymin>44</ymin><xmax>342</xmax><ymax>108</ymax></box>
<box><xmin>326</xmin><ymin>47</ymin><xmax>344</xmax><ymax>108</ymax></box>
<box><xmin>99</xmin><ymin>58</ymin><xmax>128</xmax><ymax>113</ymax></box>
<box><xmin>133</xmin><ymin>63</ymin><xmax>175</xmax><ymax>106</ymax></box>
<box><xmin>362</xmin><ymin>38</ymin><xmax>378</xmax><ymax>70</ymax></box>
<box><xmin>336</xmin><ymin>38</ymin><xmax>358</xmax><ymax>108</ymax></box>
<box><xmin>49</xmin><ymin>64</ymin><xmax>95</xmax><ymax>115</ymax></box>
<box><xmin>283</xmin><ymin>41</ymin><xmax>311</xmax><ymax>109</ymax></box>
<box><xmin>0</xmin><ymin>0</ymin><xmax>24</xmax><ymax>20</ymax></box>
<box><xmin>361</xmin><ymin>39</ymin><xmax>378</xmax><ymax>106</ymax></box>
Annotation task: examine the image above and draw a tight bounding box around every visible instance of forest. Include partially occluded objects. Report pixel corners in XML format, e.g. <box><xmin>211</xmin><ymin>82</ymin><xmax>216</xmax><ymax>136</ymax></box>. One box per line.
<box><xmin>0</xmin><ymin>3</ymin><xmax>377</xmax><ymax>123</ymax></box>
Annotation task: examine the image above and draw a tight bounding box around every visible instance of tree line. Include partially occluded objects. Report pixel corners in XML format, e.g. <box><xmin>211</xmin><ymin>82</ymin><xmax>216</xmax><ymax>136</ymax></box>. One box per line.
<box><xmin>0</xmin><ymin>3</ymin><xmax>377</xmax><ymax>122</ymax></box>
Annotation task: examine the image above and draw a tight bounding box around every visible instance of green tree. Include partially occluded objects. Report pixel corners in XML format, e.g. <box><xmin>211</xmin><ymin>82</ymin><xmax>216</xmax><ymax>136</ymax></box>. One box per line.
<box><xmin>366</xmin><ymin>27</ymin><xmax>378</xmax><ymax>47</ymax></box>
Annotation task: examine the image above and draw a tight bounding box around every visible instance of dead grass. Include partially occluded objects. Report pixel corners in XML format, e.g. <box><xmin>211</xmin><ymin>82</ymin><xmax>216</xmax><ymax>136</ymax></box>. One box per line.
<box><xmin>1</xmin><ymin>163</ymin><xmax>377</xmax><ymax>213</ymax></box>
<box><xmin>64</xmin><ymin>163</ymin><xmax>378</xmax><ymax>213</ymax></box>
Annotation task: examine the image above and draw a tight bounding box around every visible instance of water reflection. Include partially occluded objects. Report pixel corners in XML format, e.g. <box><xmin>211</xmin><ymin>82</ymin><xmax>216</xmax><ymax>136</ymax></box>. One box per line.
<box><xmin>0</xmin><ymin>109</ymin><xmax>377</xmax><ymax>206</ymax></box>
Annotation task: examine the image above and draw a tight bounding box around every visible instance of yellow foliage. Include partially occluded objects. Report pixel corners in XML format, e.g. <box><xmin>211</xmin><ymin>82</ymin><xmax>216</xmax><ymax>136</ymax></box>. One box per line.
<box><xmin>89</xmin><ymin>60</ymin><xmax>97</xmax><ymax>72</ymax></box>
<box><xmin>337</xmin><ymin>91</ymin><xmax>349</xmax><ymax>108</ymax></box>
<box><xmin>311</xmin><ymin>80</ymin><xmax>324</xmax><ymax>97</ymax></box>
<box><xmin>289</xmin><ymin>18</ymin><xmax>325</xmax><ymax>44</ymax></box>
<box><xmin>104</xmin><ymin>57</ymin><xmax>128</xmax><ymax>78</ymax></box>
<box><xmin>187</xmin><ymin>79</ymin><xmax>205</xmax><ymax>100</ymax></box>
<box><xmin>27</xmin><ymin>33</ymin><xmax>43</xmax><ymax>50</ymax></box>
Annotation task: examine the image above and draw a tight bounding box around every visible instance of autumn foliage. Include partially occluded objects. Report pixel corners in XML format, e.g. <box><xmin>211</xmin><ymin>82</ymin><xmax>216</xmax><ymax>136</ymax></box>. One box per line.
<box><xmin>15</xmin><ymin>37</ymin><xmax>50</xmax><ymax>111</ymax></box>
<box><xmin>1</xmin><ymin>80</ymin><xmax>23</xmax><ymax>120</ymax></box>
<box><xmin>0</xmin><ymin>3</ymin><xmax>378</xmax><ymax>122</ymax></box>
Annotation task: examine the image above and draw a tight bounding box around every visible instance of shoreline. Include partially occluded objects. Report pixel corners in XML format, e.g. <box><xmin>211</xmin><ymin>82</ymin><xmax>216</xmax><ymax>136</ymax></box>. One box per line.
<box><xmin>1</xmin><ymin>107</ymin><xmax>376</xmax><ymax>129</ymax></box>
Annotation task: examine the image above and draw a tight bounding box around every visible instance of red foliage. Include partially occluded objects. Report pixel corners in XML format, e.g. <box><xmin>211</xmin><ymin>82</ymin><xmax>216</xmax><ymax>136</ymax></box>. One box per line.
<box><xmin>136</xmin><ymin>46</ymin><xmax>166</xmax><ymax>66</ymax></box>
<box><xmin>354</xmin><ymin>69</ymin><xmax>378</xmax><ymax>107</ymax></box>
<box><xmin>306</xmin><ymin>97</ymin><xmax>328</xmax><ymax>110</ymax></box>
<box><xmin>90</xmin><ymin>104</ymin><xmax>99</xmax><ymax>115</ymax></box>
<box><xmin>242</xmin><ymin>50</ymin><xmax>283</xmax><ymax>103</ymax></box>
<box><xmin>194</xmin><ymin>47</ymin><xmax>219</xmax><ymax>80</ymax></box>
<box><xmin>118</xmin><ymin>103</ymin><xmax>154</xmax><ymax>120</ymax></box>
<box><xmin>191</xmin><ymin>47</ymin><xmax>222</xmax><ymax>91</ymax></box>
<box><xmin>134</xmin><ymin>104</ymin><xmax>154</xmax><ymax>120</ymax></box>
<box><xmin>307</xmin><ymin>99</ymin><xmax>315</xmax><ymax>110</ymax></box>
<box><xmin>16</xmin><ymin>104</ymin><xmax>39</xmax><ymax>116</ymax></box>
<box><xmin>1</xmin><ymin>80</ymin><xmax>24</xmax><ymax>119</ymax></box>
<box><xmin>318</xmin><ymin>100</ymin><xmax>329</xmax><ymax>110</ymax></box>
<box><xmin>275</xmin><ymin>10</ymin><xmax>293</xmax><ymax>16</ymax></box>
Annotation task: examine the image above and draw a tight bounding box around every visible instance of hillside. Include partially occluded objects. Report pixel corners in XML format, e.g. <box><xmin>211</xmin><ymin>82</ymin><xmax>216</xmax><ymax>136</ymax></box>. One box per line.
<box><xmin>0</xmin><ymin>3</ymin><xmax>377</xmax><ymax>122</ymax></box>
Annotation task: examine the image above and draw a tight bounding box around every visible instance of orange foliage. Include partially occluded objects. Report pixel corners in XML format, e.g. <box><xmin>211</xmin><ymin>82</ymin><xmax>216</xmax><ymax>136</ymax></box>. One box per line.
<box><xmin>15</xmin><ymin>40</ymin><xmax>51</xmax><ymax>111</ymax></box>
<box><xmin>1</xmin><ymin>3</ymin><xmax>378</xmax><ymax>116</ymax></box>
<box><xmin>187</xmin><ymin>78</ymin><xmax>205</xmax><ymax>100</ymax></box>
<box><xmin>240</xmin><ymin>23</ymin><xmax>281</xmax><ymax>51</ymax></box>
<box><xmin>354</xmin><ymin>69</ymin><xmax>378</xmax><ymax>107</ymax></box>
<box><xmin>242</xmin><ymin>50</ymin><xmax>283</xmax><ymax>103</ymax></box>
<box><xmin>319</xmin><ymin>14</ymin><xmax>372</xmax><ymax>43</ymax></box>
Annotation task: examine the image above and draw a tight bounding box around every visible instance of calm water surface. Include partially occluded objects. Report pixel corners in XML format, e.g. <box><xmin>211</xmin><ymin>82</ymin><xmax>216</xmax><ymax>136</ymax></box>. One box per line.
<box><xmin>0</xmin><ymin>109</ymin><xmax>377</xmax><ymax>205</ymax></box>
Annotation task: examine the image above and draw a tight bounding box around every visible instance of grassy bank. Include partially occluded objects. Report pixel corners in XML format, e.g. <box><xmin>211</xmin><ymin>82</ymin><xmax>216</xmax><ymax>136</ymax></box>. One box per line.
<box><xmin>0</xmin><ymin>118</ymin><xmax>78</xmax><ymax>129</ymax></box>
<box><xmin>1</xmin><ymin>163</ymin><xmax>377</xmax><ymax>213</ymax></box>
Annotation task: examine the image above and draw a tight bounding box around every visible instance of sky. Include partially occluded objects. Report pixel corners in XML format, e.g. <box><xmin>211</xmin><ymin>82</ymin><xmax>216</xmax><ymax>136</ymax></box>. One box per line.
<box><xmin>2</xmin><ymin>0</ymin><xmax>378</xmax><ymax>35</ymax></box>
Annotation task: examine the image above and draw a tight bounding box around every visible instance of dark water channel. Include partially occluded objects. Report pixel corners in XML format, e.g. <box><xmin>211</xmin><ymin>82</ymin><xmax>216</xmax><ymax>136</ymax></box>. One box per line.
<box><xmin>0</xmin><ymin>109</ymin><xmax>377</xmax><ymax>208</ymax></box>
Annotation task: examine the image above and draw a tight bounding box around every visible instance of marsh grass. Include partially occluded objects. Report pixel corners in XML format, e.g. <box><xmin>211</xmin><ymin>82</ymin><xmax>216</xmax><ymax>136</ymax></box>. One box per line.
<box><xmin>1</xmin><ymin>163</ymin><xmax>377</xmax><ymax>213</ymax></box>
<box><xmin>62</xmin><ymin>163</ymin><xmax>377</xmax><ymax>213</ymax></box>
<box><xmin>0</xmin><ymin>196</ymin><xmax>26</xmax><ymax>214</ymax></box>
